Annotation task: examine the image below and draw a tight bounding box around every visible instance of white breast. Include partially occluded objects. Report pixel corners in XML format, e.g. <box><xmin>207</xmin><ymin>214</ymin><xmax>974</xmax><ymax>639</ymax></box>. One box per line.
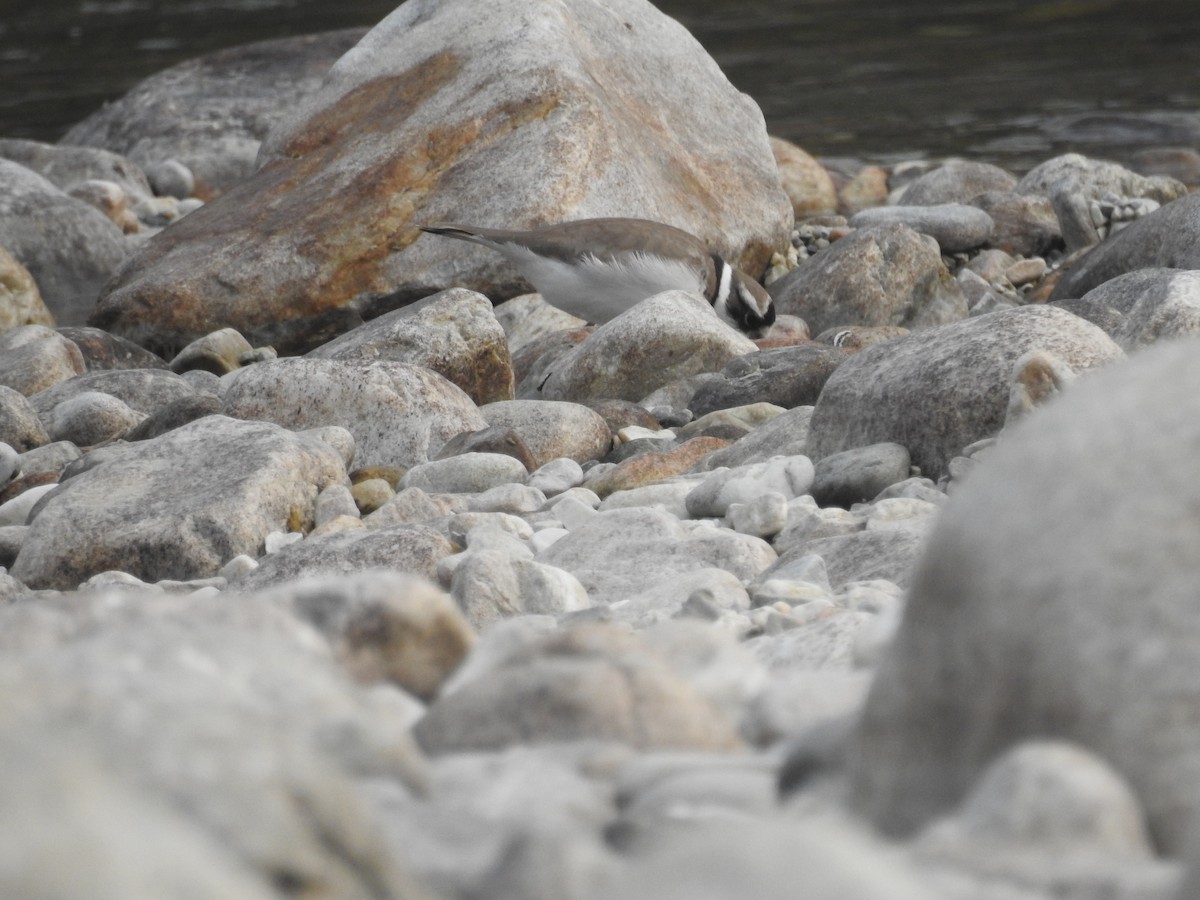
<box><xmin>500</xmin><ymin>246</ymin><xmax>706</xmax><ymax>323</ymax></box>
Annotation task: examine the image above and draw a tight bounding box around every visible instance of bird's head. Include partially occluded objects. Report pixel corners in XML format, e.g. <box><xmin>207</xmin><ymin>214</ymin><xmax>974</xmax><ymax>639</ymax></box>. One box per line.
<box><xmin>711</xmin><ymin>257</ymin><xmax>776</xmax><ymax>339</ymax></box>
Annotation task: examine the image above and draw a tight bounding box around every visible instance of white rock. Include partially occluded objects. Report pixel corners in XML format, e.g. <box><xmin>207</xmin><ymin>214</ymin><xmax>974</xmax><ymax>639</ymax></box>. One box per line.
<box><xmin>725</xmin><ymin>491</ymin><xmax>789</xmax><ymax>537</ymax></box>
<box><xmin>537</xmin><ymin>506</ymin><xmax>775</xmax><ymax>607</ymax></box>
<box><xmin>685</xmin><ymin>456</ymin><xmax>816</xmax><ymax>518</ymax></box>
<box><xmin>608</xmin><ymin>567</ymin><xmax>751</xmax><ymax>629</ymax></box>
<box><xmin>264</xmin><ymin>531</ymin><xmax>303</xmax><ymax>554</ymax></box>
<box><xmin>527</xmin><ymin>457</ymin><xmax>584</xmax><ymax>496</ymax></box>
<box><xmin>549</xmin><ymin>493</ymin><xmax>601</xmax><ymax>530</ymax></box>
<box><xmin>0</xmin><ymin>483</ymin><xmax>57</xmax><ymax>527</ymax></box>
<box><xmin>0</xmin><ymin>442</ymin><xmax>19</xmax><ymax>485</ymax></box>
<box><xmin>529</xmin><ymin>527</ymin><xmax>569</xmax><ymax>554</ymax></box>
<box><xmin>468</xmin><ymin>483</ymin><xmax>546</xmax><ymax>514</ymax></box>
<box><xmin>598</xmin><ymin>481</ymin><xmax>697</xmax><ymax>520</ymax></box>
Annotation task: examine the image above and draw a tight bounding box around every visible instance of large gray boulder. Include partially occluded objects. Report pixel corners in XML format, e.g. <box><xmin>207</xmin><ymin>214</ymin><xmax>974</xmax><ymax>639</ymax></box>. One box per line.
<box><xmin>61</xmin><ymin>30</ymin><xmax>367</xmax><ymax>199</ymax></box>
<box><xmin>220</xmin><ymin>358</ymin><xmax>486</xmax><ymax>470</ymax></box>
<box><xmin>90</xmin><ymin>0</ymin><xmax>790</xmax><ymax>356</ymax></box>
<box><xmin>768</xmin><ymin>224</ymin><xmax>967</xmax><ymax>335</ymax></box>
<box><xmin>807</xmin><ymin>305</ymin><xmax>1124</xmax><ymax>480</ymax></box>
<box><xmin>10</xmin><ymin>415</ymin><xmax>347</xmax><ymax>589</ymax></box>
<box><xmin>847</xmin><ymin>336</ymin><xmax>1200</xmax><ymax>854</ymax></box>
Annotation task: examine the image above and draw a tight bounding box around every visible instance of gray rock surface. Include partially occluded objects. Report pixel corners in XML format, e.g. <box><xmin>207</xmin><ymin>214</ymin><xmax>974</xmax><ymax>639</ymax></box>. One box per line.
<box><xmin>810</xmin><ymin>442</ymin><xmax>912</xmax><ymax>508</ymax></box>
<box><xmin>62</xmin><ymin>30</ymin><xmax>367</xmax><ymax>199</ymax></box>
<box><xmin>308</xmin><ymin>287</ymin><xmax>514</xmax><ymax>405</ymax></box>
<box><xmin>0</xmin><ymin>589</ymin><xmax>431</xmax><ymax>897</ymax></box>
<box><xmin>10</xmin><ymin>415</ymin><xmax>347</xmax><ymax>589</ymax></box>
<box><xmin>480</xmin><ymin>399</ymin><xmax>612</xmax><ymax>468</ymax></box>
<box><xmin>807</xmin><ymin>305</ymin><xmax>1124</xmax><ymax>480</ymax></box>
<box><xmin>220</xmin><ymin>358</ymin><xmax>487</xmax><ymax>470</ymax></box>
<box><xmin>537</xmin><ymin>506</ymin><xmax>776</xmax><ymax>606</ymax></box>
<box><xmin>768</xmin><ymin>223</ymin><xmax>968</xmax><ymax>335</ymax></box>
<box><xmin>848</xmin><ymin>336</ymin><xmax>1200</xmax><ymax>854</ymax></box>
<box><xmin>27</xmin><ymin>367</ymin><xmax>199</xmax><ymax>426</ymax></box>
<box><xmin>688</xmin><ymin>344</ymin><xmax>848</xmax><ymax>416</ymax></box>
<box><xmin>899</xmin><ymin>159</ymin><xmax>1018</xmax><ymax>205</ymax></box>
<box><xmin>538</xmin><ymin>292</ymin><xmax>756</xmax><ymax>403</ymax></box>
<box><xmin>234</xmin><ymin>523</ymin><xmax>455</xmax><ymax>592</ymax></box>
<box><xmin>0</xmin><ymin>324</ymin><xmax>85</xmax><ymax>397</ymax></box>
<box><xmin>849</xmin><ymin>204</ymin><xmax>994</xmax><ymax>253</ymax></box>
<box><xmin>1064</xmin><ymin>267</ymin><xmax>1200</xmax><ymax>352</ymax></box>
<box><xmin>414</xmin><ymin>624</ymin><xmax>743</xmax><ymax>754</ymax></box>
<box><xmin>0</xmin><ymin>161</ymin><xmax>128</xmax><ymax>325</ymax></box>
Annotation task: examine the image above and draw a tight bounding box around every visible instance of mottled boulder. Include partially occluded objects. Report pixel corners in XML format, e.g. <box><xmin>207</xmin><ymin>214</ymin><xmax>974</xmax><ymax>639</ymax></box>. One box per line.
<box><xmin>234</xmin><ymin>523</ymin><xmax>455</xmax><ymax>591</ymax></box>
<box><xmin>767</xmin><ymin>530</ymin><xmax>926</xmax><ymax>590</ymax></box>
<box><xmin>970</xmin><ymin>190</ymin><xmax>1062</xmax><ymax>258</ymax></box>
<box><xmin>848</xmin><ymin>337</ymin><xmax>1200</xmax><ymax>853</ymax></box>
<box><xmin>1050</xmin><ymin>192</ymin><xmax>1200</xmax><ymax>301</ymax></box>
<box><xmin>810</xmin><ymin>442</ymin><xmax>912</xmax><ymax>508</ymax></box>
<box><xmin>0</xmin><ymin>161</ymin><xmax>128</xmax><ymax>325</ymax></box>
<box><xmin>90</xmin><ymin>0</ymin><xmax>789</xmax><ymax>356</ymax></box>
<box><xmin>537</xmin><ymin>506</ymin><xmax>775</xmax><ymax>606</ymax></box>
<box><xmin>0</xmin><ymin>325</ymin><xmax>85</xmax><ymax>396</ymax></box>
<box><xmin>768</xmin><ymin>224</ymin><xmax>968</xmax><ymax>336</ymax></box>
<box><xmin>308</xmin><ymin>287</ymin><xmax>513</xmax><ymax>404</ymax></box>
<box><xmin>414</xmin><ymin>624</ymin><xmax>743</xmax><ymax>754</ymax></box>
<box><xmin>27</xmin><ymin>367</ymin><xmax>198</xmax><ymax>422</ymax></box>
<box><xmin>688</xmin><ymin>344</ymin><xmax>848</xmax><ymax>416</ymax></box>
<box><xmin>1016</xmin><ymin>152</ymin><xmax>1186</xmax><ymax>206</ymax></box>
<box><xmin>539</xmin><ymin>292</ymin><xmax>756</xmax><ymax>403</ymax></box>
<box><xmin>0</xmin><ymin>245</ymin><xmax>54</xmax><ymax>332</ymax></box>
<box><xmin>807</xmin><ymin>305</ymin><xmax>1124</xmax><ymax>480</ymax></box>
<box><xmin>480</xmin><ymin>399</ymin><xmax>612</xmax><ymax>467</ymax></box>
<box><xmin>10</xmin><ymin>415</ymin><xmax>347</xmax><ymax>589</ymax></box>
<box><xmin>898</xmin><ymin>159</ymin><xmax>1018</xmax><ymax>205</ymax></box>
<box><xmin>56</xmin><ymin>326</ymin><xmax>168</xmax><ymax>371</ymax></box>
<box><xmin>1018</xmin><ymin>153</ymin><xmax>1188</xmax><ymax>254</ymax></box>
<box><xmin>0</xmin><ymin>386</ymin><xmax>50</xmax><ymax>452</ymax></box>
<box><xmin>1064</xmin><ymin>267</ymin><xmax>1200</xmax><ymax>352</ymax></box>
<box><xmin>0</xmin><ymin>138</ymin><xmax>152</xmax><ymax>201</ymax></box>
<box><xmin>220</xmin><ymin>358</ymin><xmax>486</xmax><ymax>470</ymax></box>
<box><xmin>257</xmin><ymin>570</ymin><xmax>474</xmax><ymax>699</ymax></box>
<box><xmin>61</xmin><ymin>30</ymin><xmax>367</xmax><ymax>199</ymax></box>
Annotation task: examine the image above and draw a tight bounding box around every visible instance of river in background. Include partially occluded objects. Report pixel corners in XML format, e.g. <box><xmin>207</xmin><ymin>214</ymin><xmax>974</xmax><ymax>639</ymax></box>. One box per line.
<box><xmin>1</xmin><ymin>0</ymin><xmax>1199</xmax><ymax>174</ymax></box>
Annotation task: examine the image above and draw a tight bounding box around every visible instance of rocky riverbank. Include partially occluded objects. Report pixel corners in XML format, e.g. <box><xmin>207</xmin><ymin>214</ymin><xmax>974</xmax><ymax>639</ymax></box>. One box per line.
<box><xmin>2</xmin><ymin>0</ymin><xmax>1200</xmax><ymax>897</ymax></box>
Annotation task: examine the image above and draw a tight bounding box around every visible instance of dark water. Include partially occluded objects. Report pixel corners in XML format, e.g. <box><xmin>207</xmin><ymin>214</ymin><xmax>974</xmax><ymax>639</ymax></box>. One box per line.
<box><xmin>2</xmin><ymin>0</ymin><xmax>1199</xmax><ymax>173</ymax></box>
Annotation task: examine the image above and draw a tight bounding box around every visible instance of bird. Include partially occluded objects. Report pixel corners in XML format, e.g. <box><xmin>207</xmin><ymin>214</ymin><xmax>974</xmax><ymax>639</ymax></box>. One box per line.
<box><xmin>419</xmin><ymin>217</ymin><xmax>776</xmax><ymax>339</ymax></box>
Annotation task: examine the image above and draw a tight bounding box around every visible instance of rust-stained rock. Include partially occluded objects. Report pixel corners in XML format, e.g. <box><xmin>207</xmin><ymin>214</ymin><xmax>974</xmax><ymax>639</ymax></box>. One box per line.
<box><xmin>0</xmin><ymin>245</ymin><xmax>54</xmax><ymax>333</ymax></box>
<box><xmin>90</xmin><ymin>0</ymin><xmax>790</xmax><ymax>357</ymax></box>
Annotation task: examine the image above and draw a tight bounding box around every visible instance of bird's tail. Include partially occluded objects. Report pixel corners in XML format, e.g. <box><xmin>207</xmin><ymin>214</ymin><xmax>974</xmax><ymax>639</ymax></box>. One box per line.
<box><xmin>418</xmin><ymin>224</ymin><xmax>494</xmax><ymax>247</ymax></box>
